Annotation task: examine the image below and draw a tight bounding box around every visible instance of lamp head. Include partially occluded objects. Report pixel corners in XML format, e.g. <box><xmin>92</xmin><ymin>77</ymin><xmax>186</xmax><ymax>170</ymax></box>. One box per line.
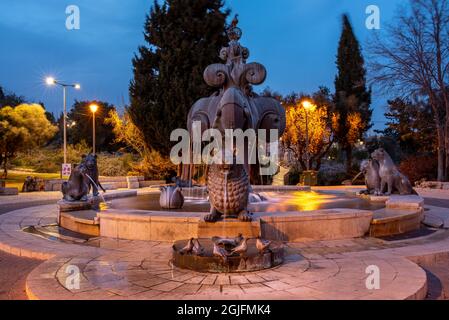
<box><xmin>301</xmin><ymin>100</ymin><xmax>316</xmax><ymax>111</ymax></box>
<box><xmin>89</xmin><ymin>104</ymin><xmax>99</xmax><ymax>113</ymax></box>
<box><xmin>45</xmin><ymin>77</ymin><xmax>56</xmax><ymax>86</ymax></box>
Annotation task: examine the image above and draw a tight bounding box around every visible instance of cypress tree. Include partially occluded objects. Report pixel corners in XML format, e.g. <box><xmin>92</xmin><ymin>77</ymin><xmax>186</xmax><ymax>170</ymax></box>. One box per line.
<box><xmin>334</xmin><ymin>14</ymin><xmax>372</xmax><ymax>174</ymax></box>
<box><xmin>129</xmin><ymin>0</ymin><xmax>230</xmax><ymax>156</ymax></box>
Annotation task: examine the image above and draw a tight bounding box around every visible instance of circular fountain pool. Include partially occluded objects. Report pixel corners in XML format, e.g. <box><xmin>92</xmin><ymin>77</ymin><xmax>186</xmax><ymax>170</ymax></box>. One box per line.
<box><xmin>104</xmin><ymin>190</ymin><xmax>385</xmax><ymax>213</ymax></box>
<box><xmin>57</xmin><ymin>187</ymin><xmax>424</xmax><ymax>242</ymax></box>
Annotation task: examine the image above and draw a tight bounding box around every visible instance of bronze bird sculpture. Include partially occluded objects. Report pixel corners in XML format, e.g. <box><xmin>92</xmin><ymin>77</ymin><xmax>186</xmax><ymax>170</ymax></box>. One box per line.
<box><xmin>212</xmin><ymin>236</ymin><xmax>239</xmax><ymax>247</ymax></box>
<box><xmin>230</xmin><ymin>237</ymin><xmax>248</xmax><ymax>256</ymax></box>
<box><xmin>256</xmin><ymin>236</ymin><xmax>271</xmax><ymax>254</ymax></box>
<box><xmin>213</xmin><ymin>243</ymin><xmax>229</xmax><ymax>263</ymax></box>
<box><xmin>192</xmin><ymin>239</ymin><xmax>205</xmax><ymax>256</ymax></box>
<box><xmin>179</xmin><ymin>238</ymin><xmax>194</xmax><ymax>255</ymax></box>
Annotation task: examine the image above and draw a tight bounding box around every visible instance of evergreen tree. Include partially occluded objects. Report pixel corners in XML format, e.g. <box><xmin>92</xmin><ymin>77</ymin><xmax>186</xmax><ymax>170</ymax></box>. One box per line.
<box><xmin>334</xmin><ymin>14</ymin><xmax>372</xmax><ymax>174</ymax></box>
<box><xmin>129</xmin><ymin>0</ymin><xmax>230</xmax><ymax>156</ymax></box>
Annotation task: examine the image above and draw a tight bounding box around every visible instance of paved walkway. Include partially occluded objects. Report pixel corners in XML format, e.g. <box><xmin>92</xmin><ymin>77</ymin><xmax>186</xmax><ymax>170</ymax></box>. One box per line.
<box><xmin>0</xmin><ymin>251</ymin><xmax>41</xmax><ymax>300</ymax></box>
<box><xmin>0</xmin><ymin>187</ymin><xmax>448</xmax><ymax>300</ymax></box>
<box><xmin>0</xmin><ymin>205</ymin><xmax>437</xmax><ymax>300</ymax></box>
<box><xmin>26</xmin><ymin>239</ymin><xmax>427</xmax><ymax>300</ymax></box>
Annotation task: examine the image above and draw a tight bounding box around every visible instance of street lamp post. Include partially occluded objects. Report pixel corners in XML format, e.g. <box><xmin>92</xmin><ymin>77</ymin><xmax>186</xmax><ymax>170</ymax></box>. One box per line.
<box><xmin>89</xmin><ymin>104</ymin><xmax>99</xmax><ymax>154</ymax></box>
<box><xmin>45</xmin><ymin>77</ymin><xmax>80</xmax><ymax>168</ymax></box>
<box><xmin>301</xmin><ymin>100</ymin><xmax>316</xmax><ymax>171</ymax></box>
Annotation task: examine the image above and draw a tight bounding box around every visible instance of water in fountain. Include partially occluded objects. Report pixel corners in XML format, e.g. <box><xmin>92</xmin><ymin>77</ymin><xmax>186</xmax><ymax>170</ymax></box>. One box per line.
<box><xmin>85</xmin><ymin>174</ymin><xmax>106</xmax><ymax>203</ymax></box>
<box><xmin>351</xmin><ymin>171</ymin><xmax>363</xmax><ymax>185</ymax></box>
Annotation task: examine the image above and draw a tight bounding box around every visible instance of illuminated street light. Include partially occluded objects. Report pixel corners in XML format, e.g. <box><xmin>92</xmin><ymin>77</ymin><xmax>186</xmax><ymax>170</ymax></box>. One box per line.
<box><xmin>89</xmin><ymin>103</ymin><xmax>99</xmax><ymax>113</ymax></box>
<box><xmin>46</xmin><ymin>77</ymin><xmax>56</xmax><ymax>86</ymax></box>
<box><xmin>300</xmin><ymin>99</ymin><xmax>317</xmax><ymax>171</ymax></box>
<box><xmin>45</xmin><ymin>76</ymin><xmax>81</xmax><ymax>175</ymax></box>
<box><xmin>302</xmin><ymin>100</ymin><xmax>317</xmax><ymax>111</ymax></box>
<box><xmin>89</xmin><ymin>103</ymin><xmax>99</xmax><ymax>154</ymax></box>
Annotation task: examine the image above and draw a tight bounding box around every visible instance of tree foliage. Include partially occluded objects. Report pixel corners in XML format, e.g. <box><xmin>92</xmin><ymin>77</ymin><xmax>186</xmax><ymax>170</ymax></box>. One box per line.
<box><xmin>106</xmin><ymin>109</ymin><xmax>176</xmax><ymax>179</ymax></box>
<box><xmin>128</xmin><ymin>0</ymin><xmax>230</xmax><ymax>156</ymax></box>
<box><xmin>0</xmin><ymin>86</ymin><xmax>25</xmax><ymax>109</ymax></box>
<box><xmin>334</xmin><ymin>14</ymin><xmax>372</xmax><ymax>174</ymax></box>
<box><xmin>378</xmin><ymin>98</ymin><xmax>436</xmax><ymax>157</ymax></box>
<box><xmin>0</xmin><ymin>104</ymin><xmax>58</xmax><ymax>177</ymax></box>
<box><xmin>281</xmin><ymin>87</ymin><xmax>336</xmax><ymax>171</ymax></box>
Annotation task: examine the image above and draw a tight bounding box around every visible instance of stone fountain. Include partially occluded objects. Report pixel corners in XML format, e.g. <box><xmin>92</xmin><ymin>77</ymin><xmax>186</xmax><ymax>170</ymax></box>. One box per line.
<box><xmin>51</xmin><ymin>19</ymin><xmax>425</xmax><ymax>275</ymax></box>
<box><xmin>186</xmin><ymin>16</ymin><xmax>286</xmax><ymax>223</ymax></box>
<box><xmin>172</xmin><ymin>17</ymin><xmax>287</xmax><ymax>272</ymax></box>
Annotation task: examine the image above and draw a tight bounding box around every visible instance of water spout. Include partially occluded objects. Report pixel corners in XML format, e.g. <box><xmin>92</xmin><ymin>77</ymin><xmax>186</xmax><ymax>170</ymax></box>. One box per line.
<box><xmin>85</xmin><ymin>174</ymin><xmax>106</xmax><ymax>203</ymax></box>
<box><xmin>351</xmin><ymin>171</ymin><xmax>363</xmax><ymax>185</ymax></box>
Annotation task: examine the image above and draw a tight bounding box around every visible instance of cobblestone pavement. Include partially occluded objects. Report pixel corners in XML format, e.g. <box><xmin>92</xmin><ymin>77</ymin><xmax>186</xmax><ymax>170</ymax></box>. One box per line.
<box><xmin>0</xmin><ymin>251</ymin><xmax>41</xmax><ymax>300</ymax></box>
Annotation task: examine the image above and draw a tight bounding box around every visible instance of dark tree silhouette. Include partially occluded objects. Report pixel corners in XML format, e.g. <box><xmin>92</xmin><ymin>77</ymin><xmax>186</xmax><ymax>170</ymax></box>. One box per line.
<box><xmin>334</xmin><ymin>14</ymin><xmax>372</xmax><ymax>175</ymax></box>
<box><xmin>128</xmin><ymin>0</ymin><xmax>230</xmax><ymax>156</ymax></box>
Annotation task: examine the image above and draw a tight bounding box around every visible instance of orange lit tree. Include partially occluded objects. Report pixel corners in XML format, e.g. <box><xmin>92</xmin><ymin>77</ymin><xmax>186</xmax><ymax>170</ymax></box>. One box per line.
<box><xmin>281</xmin><ymin>87</ymin><xmax>336</xmax><ymax>171</ymax></box>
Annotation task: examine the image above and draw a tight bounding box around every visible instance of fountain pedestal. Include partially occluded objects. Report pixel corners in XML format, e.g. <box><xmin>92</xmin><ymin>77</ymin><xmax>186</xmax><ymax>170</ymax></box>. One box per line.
<box><xmin>197</xmin><ymin>219</ymin><xmax>260</xmax><ymax>239</ymax></box>
<box><xmin>172</xmin><ymin>238</ymin><xmax>284</xmax><ymax>273</ymax></box>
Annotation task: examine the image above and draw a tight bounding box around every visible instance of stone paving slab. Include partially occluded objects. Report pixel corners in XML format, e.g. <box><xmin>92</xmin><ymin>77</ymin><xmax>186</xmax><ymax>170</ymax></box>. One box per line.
<box><xmin>24</xmin><ymin>240</ymin><xmax>428</xmax><ymax>300</ymax></box>
<box><xmin>1</xmin><ymin>202</ymin><xmax>448</xmax><ymax>300</ymax></box>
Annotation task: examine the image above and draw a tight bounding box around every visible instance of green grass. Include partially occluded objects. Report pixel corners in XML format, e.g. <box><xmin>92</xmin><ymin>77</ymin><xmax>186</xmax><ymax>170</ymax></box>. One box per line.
<box><xmin>3</xmin><ymin>169</ymin><xmax>60</xmax><ymax>191</ymax></box>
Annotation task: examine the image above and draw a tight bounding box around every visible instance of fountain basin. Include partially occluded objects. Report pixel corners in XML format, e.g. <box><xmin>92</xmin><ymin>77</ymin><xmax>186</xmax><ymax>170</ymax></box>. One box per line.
<box><xmin>57</xmin><ymin>189</ymin><xmax>424</xmax><ymax>242</ymax></box>
<box><xmin>171</xmin><ymin>238</ymin><xmax>284</xmax><ymax>273</ymax></box>
<box><xmin>95</xmin><ymin>208</ymin><xmax>374</xmax><ymax>241</ymax></box>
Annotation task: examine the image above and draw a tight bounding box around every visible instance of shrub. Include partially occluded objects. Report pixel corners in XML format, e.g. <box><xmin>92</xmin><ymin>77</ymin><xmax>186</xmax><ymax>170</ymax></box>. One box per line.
<box><xmin>97</xmin><ymin>153</ymin><xmax>137</xmax><ymax>177</ymax></box>
<box><xmin>11</xmin><ymin>143</ymin><xmax>139</xmax><ymax>177</ymax></box>
<box><xmin>399</xmin><ymin>155</ymin><xmax>437</xmax><ymax>184</ymax></box>
<box><xmin>11</xmin><ymin>142</ymin><xmax>91</xmax><ymax>173</ymax></box>
<box><xmin>129</xmin><ymin>150</ymin><xmax>176</xmax><ymax>180</ymax></box>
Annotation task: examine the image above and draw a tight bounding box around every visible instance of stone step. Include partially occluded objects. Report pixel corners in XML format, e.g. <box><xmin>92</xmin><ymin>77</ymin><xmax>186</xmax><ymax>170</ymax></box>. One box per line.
<box><xmin>422</xmin><ymin>260</ymin><xmax>449</xmax><ymax>300</ymax></box>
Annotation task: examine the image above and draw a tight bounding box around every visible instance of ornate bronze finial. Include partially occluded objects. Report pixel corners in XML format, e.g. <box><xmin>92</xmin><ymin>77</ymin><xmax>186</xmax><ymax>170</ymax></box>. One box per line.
<box><xmin>227</xmin><ymin>14</ymin><xmax>242</xmax><ymax>41</ymax></box>
<box><xmin>231</xmin><ymin>14</ymin><xmax>239</xmax><ymax>28</ymax></box>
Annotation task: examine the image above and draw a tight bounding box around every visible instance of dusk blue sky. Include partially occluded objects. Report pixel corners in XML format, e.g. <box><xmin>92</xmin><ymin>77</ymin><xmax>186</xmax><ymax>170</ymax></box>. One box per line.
<box><xmin>0</xmin><ymin>0</ymin><xmax>404</xmax><ymax>131</ymax></box>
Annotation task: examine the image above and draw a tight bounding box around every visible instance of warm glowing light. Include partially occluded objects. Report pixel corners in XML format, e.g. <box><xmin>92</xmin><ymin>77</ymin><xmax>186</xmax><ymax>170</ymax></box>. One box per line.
<box><xmin>262</xmin><ymin>191</ymin><xmax>337</xmax><ymax>212</ymax></box>
<box><xmin>288</xmin><ymin>191</ymin><xmax>334</xmax><ymax>211</ymax></box>
<box><xmin>89</xmin><ymin>104</ymin><xmax>99</xmax><ymax>113</ymax></box>
<box><xmin>301</xmin><ymin>100</ymin><xmax>316</xmax><ymax>111</ymax></box>
<box><xmin>74</xmin><ymin>84</ymin><xmax>81</xmax><ymax>90</ymax></box>
<box><xmin>45</xmin><ymin>77</ymin><xmax>56</xmax><ymax>86</ymax></box>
